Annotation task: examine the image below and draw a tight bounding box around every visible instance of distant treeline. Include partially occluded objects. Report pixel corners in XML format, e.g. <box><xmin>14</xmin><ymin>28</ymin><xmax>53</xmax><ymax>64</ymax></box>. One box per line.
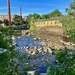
<box><xmin>26</xmin><ymin>9</ymin><xmax>63</xmax><ymax>23</ymax></box>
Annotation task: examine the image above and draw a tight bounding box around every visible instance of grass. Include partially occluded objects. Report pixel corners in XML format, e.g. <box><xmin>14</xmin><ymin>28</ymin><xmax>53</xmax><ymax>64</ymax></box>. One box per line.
<box><xmin>30</xmin><ymin>25</ymin><xmax>36</xmax><ymax>30</ymax></box>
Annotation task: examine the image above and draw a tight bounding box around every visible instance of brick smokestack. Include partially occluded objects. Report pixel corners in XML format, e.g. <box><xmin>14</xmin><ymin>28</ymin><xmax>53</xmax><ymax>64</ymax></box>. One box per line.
<box><xmin>20</xmin><ymin>7</ymin><xmax>22</xmax><ymax>18</ymax></box>
<box><xmin>7</xmin><ymin>0</ymin><xmax>11</xmax><ymax>25</ymax></box>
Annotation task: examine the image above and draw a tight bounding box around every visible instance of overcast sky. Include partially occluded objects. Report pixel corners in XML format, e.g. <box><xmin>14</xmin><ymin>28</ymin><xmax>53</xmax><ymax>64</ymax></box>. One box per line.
<box><xmin>0</xmin><ymin>0</ymin><xmax>74</xmax><ymax>16</ymax></box>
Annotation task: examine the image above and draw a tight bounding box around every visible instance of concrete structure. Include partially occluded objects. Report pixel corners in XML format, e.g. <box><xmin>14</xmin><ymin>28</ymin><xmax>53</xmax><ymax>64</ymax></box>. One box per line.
<box><xmin>7</xmin><ymin>0</ymin><xmax>11</xmax><ymax>25</ymax></box>
<box><xmin>27</xmin><ymin>71</ymin><xmax>38</xmax><ymax>75</ymax></box>
<box><xmin>24</xmin><ymin>16</ymin><xmax>28</xmax><ymax>21</ymax></box>
<box><xmin>0</xmin><ymin>14</ymin><xmax>14</xmax><ymax>21</ymax></box>
<box><xmin>20</xmin><ymin>7</ymin><xmax>22</xmax><ymax>18</ymax></box>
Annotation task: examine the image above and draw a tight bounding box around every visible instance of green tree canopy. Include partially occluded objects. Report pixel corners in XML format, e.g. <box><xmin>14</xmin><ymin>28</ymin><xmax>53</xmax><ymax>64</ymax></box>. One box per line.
<box><xmin>41</xmin><ymin>9</ymin><xmax>62</xmax><ymax>19</ymax></box>
<box><xmin>33</xmin><ymin>13</ymin><xmax>41</xmax><ymax>19</ymax></box>
<box><xmin>47</xmin><ymin>48</ymin><xmax>75</xmax><ymax>75</ymax></box>
<box><xmin>41</xmin><ymin>14</ymin><xmax>50</xmax><ymax>19</ymax></box>
<box><xmin>47</xmin><ymin>1</ymin><xmax>75</xmax><ymax>74</ymax></box>
<box><xmin>0</xmin><ymin>20</ymin><xmax>3</xmax><ymax>24</ymax></box>
<box><xmin>0</xmin><ymin>26</ymin><xmax>23</xmax><ymax>75</ymax></box>
<box><xmin>61</xmin><ymin>0</ymin><xmax>75</xmax><ymax>43</ymax></box>
<box><xmin>26</xmin><ymin>14</ymin><xmax>33</xmax><ymax>23</ymax></box>
<box><xmin>27</xmin><ymin>13</ymin><xmax>41</xmax><ymax>23</ymax></box>
<box><xmin>3</xmin><ymin>19</ymin><xmax>8</xmax><ymax>26</ymax></box>
<box><xmin>13</xmin><ymin>15</ymin><xmax>23</xmax><ymax>25</ymax></box>
<box><xmin>67</xmin><ymin>0</ymin><xmax>75</xmax><ymax>16</ymax></box>
<box><xmin>0</xmin><ymin>26</ymin><xmax>36</xmax><ymax>74</ymax></box>
<box><xmin>49</xmin><ymin>9</ymin><xmax>62</xmax><ymax>17</ymax></box>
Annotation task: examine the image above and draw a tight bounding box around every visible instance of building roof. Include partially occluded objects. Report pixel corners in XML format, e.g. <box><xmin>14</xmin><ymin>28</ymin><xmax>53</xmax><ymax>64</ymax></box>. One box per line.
<box><xmin>32</xmin><ymin>17</ymin><xmax>61</xmax><ymax>22</ymax></box>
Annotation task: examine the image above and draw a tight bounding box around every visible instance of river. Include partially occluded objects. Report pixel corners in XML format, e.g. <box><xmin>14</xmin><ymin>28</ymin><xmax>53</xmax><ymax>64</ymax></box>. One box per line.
<box><xmin>13</xmin><ymin>35</ymin><xmax>56</xmax><ymax>73</ymax></box>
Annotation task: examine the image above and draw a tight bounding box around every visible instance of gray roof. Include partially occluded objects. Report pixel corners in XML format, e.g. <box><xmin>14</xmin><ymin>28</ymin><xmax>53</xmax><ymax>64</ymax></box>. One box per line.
<box><xmin>32</xmin><ymin>17</ymin><xmax>61</xmax><ymax>22</ymax></box>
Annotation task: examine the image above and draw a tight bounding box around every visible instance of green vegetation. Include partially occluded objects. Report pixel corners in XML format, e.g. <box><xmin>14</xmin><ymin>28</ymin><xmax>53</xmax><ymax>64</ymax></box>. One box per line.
<box><xmin>0</xmin><ymin>26</ymin><xmax>33</xmax><ymax>75</ymax></box>
<box><xmin>30</xmin><ymin>25</ymin><xmax>36</xmax><ymax>30</ymax></box>
<box><xmin>41</xmin><ymin>14</ymin><xmax>50</xmax><ymax>19</ymax></box>
<box><xmin>41</xmin><ymin>9</ymin><xmax>62</xmax><ymax>19</ymax></box>
<box><xmin>47</xmin><ymin>0</ymin><xmax>75</xmax><ymax>75</ymax></box>
<box><xmin>49</xmin><ymin>9</ymin><xmax>62</xmax><ymax>17</ymax></box>
<box><xmin>12</xmin><ymin>15</ymin><xmax>30</xmax><ymax>30</ymax></box>
<box><xmin>0</xmin><ymin>19</ymin><xmax>8</xmax><ymax>26</ymax></box>
<box><xmin>0</xmin><ymin>20</ymin><xmax>3</xmax><ymax>24</ymax></box>
<box><xmin>60</xmin><ymin>0</ymin><xmax>75</xmax><ymax>43</ymax></box>
<box><xmin>61</xmin><ymin>16</ymin><xmax>75</xmax><ymax>43</ymax></box>
<box><xmin>13</xmin><ymin>24</ymin><xmax>30</xmax><ymax>30</ymax></box>
<box><xmin>0</xmin><ymin>26</ymin><xmax>22</xmax><ymax>75</ymax></box>
<box><xmin>3</xmin><ymin>19</ymin><xmax>8</xmax><ymax>26</ymax></box>
<box><xmin>27</xmin><ymin>9</ymin><xmax>62</xmax><ymax>29</ymax></box>
<box><xmin>33</xmin><ymin>13</ymin><xmax>41</xmax><ymax>19</ymax></box>
<box><xmin>47</xmin><ymin>48</ymin><xmax>75</xmax><ymax>75</ymax></box>
<box><xmin>27</xmin><ymin>13</ymin><xmax>41</xmax><ymax>23</ymax></box>
<box><xmin>27</xmin><ymin>9</ymin><xmax>62</xmax><ymax>23</ymax></box>
<box><xmin>13</xmin><ymin>14</ymin><xmax>23</xmax><ymax>25</ymax></box>
<box><xmin>0</xmin><ymin>0</ymin><xmax>75</xmax><ymax>75</ymax></box>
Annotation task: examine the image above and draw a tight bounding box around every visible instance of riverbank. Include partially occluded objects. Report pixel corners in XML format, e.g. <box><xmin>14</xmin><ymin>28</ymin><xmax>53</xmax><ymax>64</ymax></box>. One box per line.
<box><xmin>30</xmin><ymin>30</ymin><xmax>75</xmax><ymax>50</ymax></box>
<box><xmin>13</xmin><ymin>31</ymin><xmax>75</xmax><ymax>74</ymax></box>
<box><xmin>14</xmin><ymin>30</ymin><xmax>75</xmax><ymax>50</ymax></box>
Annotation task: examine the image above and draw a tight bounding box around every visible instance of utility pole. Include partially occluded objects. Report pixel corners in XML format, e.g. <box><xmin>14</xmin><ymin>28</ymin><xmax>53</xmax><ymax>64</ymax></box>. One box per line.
<box><xmin>7</xmin><ymin>0</ymin><xmax>11</xmax><ymax>25</ymax></box>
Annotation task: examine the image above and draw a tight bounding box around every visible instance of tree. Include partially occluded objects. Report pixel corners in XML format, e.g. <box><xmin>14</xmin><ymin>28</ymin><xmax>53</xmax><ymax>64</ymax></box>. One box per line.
<box><xmin>49</xmin><ymin>9</ymin><xmax>62</xmax><ymax>18</ymax></box>
<box><xmin>47</xmin><ymin>48</ymin><xmax>75</xmax><ymax>75</ymax></box>
<box><xmin>27</xmin><ymin>13</ymin><xmax>41</xmax><ymax>23</ymax></box>
<box><xmin>66</xmin><ymin>0</ymin><xmax>75</xmax><ymax>16</ymax></box>
<box><xmin>41</xmin><ymin>14</ymin><xmax>50</xmax><ymax>19</ymax></box>
<box><xmin>26</xmin><ymin>14</ymin><xmax>33</xmax><ymax>23</ymax></box>
<box><xmin>13</xmin><ymin>15</ymin><xmax>23</xmax><ymax>25</ymax></box>
<box><xmin>3</xmin><ymin>19</ymin><xmax>8</xmax><ymax>26</ymax></box>
<box><xmin>0</xmin><ymin>20</ymin><xmax>3</xmax><ymax>24</ymax></box>
<box><xmin>47</xmin><ymin>1</ymin><xmax>75</xmax><ymax>75</ymax></box>
<box><xmin>0</xmin><ymin>26</ymin><xmax>36</xmax><ymax>74</ymax></box>
<box><xmin>0</xmin><ymin>26</ymin><xmax>23</xmax><ymax>75</ymax></box>
<box><xmin>33</xmin><ymin>13</ymin><xmax>41</xmax><ymax>19</ymax></box>
<box><xmin>41</xmin><ymin>9</ymin><xmax>62</xmax><ymax>19</ymax></box>
<box><xmin>60</xmin><ymin>15</ymin><xmax>75</xmax><ymax>43</ymax></box>
<box><xmin>60</xmin><ymin>0</ymin><xmax>75</xmax><ymax>43</ymax></box>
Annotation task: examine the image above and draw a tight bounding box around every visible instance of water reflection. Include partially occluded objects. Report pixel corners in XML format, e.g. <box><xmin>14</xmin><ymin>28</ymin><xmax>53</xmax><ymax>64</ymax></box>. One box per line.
<box><xmin>14</xmin><ymin>36</ymin><xmax>43</xmax><ymax>50</ymax></box>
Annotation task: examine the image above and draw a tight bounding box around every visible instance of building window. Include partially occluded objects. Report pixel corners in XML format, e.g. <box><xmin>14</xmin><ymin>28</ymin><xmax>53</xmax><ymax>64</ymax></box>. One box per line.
<box><xmin>44</xmin><ymin>22</ymin><xmax>45</xmax><ymax>25</ymax></box>
<box><xmin>41</xmin><ymin>23</ymin><xmax>42</xmax><ymax>25</ymax></box>
<box><xmin>50</xmin><ymin>22</ymin><xmax>52</xmax><ymax>24</ymax></box>
<box><xmin>55</xmin><ymin>21</ymin><xmax>57</xmax><ymax>24</ymax></box>
<box><xmin>47</xmin><ymin>22</ymin><xmax>49</xmax><ymax>25</ymax></box>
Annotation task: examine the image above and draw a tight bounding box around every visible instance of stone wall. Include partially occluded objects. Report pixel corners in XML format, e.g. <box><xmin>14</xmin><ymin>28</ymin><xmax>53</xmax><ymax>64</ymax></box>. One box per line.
<box><xmin>35</xmin><ymin>26</ymin><xmax>63</xmax><ymax>35</ymax></box>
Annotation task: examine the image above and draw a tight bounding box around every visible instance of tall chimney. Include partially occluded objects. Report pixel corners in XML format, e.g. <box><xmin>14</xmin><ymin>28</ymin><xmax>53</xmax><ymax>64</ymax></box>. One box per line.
<box><xmin>7</xmin><ymin>0</ymin><xmax>11</xmax><ymax>25</ymax></box>
<box><xmin>20</xmin><ymin>7</ymin><xmax>22</xmax><ymax>18</ymax></box>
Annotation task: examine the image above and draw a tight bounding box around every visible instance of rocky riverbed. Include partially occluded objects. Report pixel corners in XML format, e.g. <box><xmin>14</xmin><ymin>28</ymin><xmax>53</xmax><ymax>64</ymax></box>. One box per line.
<box><xmin>12</xmin><ymin>31</ymin><xmax>75</xmax><ymax>73</ymax></box>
